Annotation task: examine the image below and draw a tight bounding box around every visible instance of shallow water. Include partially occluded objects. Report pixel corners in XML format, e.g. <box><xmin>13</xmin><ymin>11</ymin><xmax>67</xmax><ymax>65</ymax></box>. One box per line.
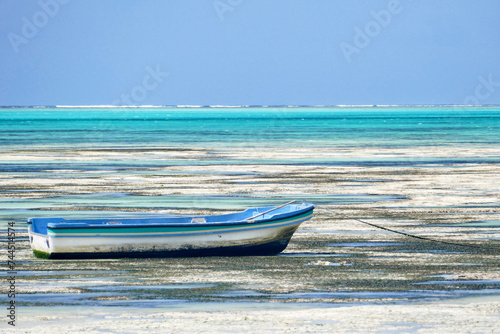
<box><xmin>1</xmin><ymin>107</ymin><xmax>500</xmax><ymax>311</ymax></box>
<box><xmin>432</xmin><ymin>220</ymin><xmax>500</xmax><ymax>228</ymax></box>
<box><xmin>327</xmin><ymin>242</ymin><xmax>408</xmax><ymax>247</ymax></box>
<box><xmin>0</xmin><ymin>194</ymin><xmax>404</xmax><ymax>226</ymax></box>
<box><xmin>1</xmin><ymin>106</ymin><xmax>499</xmax><ymax>225</ymax></box>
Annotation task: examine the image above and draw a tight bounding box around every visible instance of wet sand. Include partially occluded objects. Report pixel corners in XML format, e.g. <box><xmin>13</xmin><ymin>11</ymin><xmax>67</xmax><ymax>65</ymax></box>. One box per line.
<box><xmin>14</xmin><ymin>299</ymin><xmax>500</xmax><ymax>333</ymax></box>
<box><xmin>1</xmin><ymin>146</ymin><xmax>500</xmax><ymax>332</ymax></box>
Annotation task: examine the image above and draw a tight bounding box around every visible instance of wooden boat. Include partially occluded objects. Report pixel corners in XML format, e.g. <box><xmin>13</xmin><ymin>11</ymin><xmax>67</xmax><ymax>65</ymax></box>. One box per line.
<box><xmin>27</xmin><ymin>201</ymin><xmax>314</xmax><ymax>259</ymax></box>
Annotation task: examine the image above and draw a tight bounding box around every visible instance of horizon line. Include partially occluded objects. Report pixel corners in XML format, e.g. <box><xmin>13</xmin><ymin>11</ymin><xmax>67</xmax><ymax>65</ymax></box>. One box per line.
<box><xmin>1</xmin><ymin>104</ymin><xmax>500</xmax><ymax>109</ymax></box>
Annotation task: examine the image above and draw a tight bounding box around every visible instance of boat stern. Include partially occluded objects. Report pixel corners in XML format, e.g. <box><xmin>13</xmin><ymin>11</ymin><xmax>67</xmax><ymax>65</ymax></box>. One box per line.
<box><xmin>28</xmin><ymin>219</ymin><xmax>54</xmax><ymax>258</ymax></box>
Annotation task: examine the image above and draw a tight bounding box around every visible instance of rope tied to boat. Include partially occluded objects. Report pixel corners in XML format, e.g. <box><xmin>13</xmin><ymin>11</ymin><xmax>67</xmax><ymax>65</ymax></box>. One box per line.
<box><xmin>316</xmin><ymin>205</ymin><xmax>491</xmax><ymax>251</ymax></box>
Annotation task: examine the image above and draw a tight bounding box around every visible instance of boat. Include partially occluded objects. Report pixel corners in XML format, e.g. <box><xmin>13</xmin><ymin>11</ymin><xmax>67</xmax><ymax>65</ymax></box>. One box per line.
<box><xmin>27</xmin><ymin>201</ymin><xmax>314</xmax><ymax>259</ymax></box>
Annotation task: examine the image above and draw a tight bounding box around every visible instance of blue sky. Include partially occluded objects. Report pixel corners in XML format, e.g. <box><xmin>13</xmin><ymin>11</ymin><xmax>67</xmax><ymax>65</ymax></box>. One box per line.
<box><xmin>1</xmin><ymin>0</ymin><xmax>499</xmax><ymax>106</ymax></box>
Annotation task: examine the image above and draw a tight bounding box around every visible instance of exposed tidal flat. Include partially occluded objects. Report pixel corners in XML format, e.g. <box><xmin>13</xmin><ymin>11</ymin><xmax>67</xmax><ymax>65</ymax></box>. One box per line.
<box><xmin>1</xmin><ymin>107</ymin><xmax>500</xmax><ymax>332</ymax></box>
<box><xmin>1</xmin><ymin>145</ymin><xmax>500</xmax><ymax>333</ymax></box>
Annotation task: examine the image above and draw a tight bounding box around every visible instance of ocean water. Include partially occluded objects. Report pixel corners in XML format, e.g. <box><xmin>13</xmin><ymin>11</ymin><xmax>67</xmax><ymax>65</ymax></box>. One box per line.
<box><xmin>1</xmin><ymin>106</ymin><xmax>500</xmax><ymax>226</ymax></box>
<box><xmin>2</xmin><ymin>107</ymin><xmax>500</xmax><ymax>310</ymax></box>
<box><xmin>1</xmin><ymin>106</ymin><xmax>500</xmax><ymax>150</ymax></box>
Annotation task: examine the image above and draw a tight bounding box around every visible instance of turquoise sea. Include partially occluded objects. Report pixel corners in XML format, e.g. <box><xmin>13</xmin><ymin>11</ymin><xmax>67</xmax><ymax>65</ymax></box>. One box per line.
<box><xmin>1</xmin><ymin>106</ymin><xmax>500</xmax><ymax>227</ymax></box>
<box><xmin>1</xmin><ymin>106</ymin><xmax>500</xmax><ymax>313</ymax></box>
<box><xmin>2</xmin><ymin>106</ymin><xmax>500</xmax><ymax>150</ymax></box>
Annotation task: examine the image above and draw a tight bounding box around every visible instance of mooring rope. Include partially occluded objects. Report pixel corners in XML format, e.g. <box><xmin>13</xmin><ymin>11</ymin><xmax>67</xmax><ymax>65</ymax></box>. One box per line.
<box><xmin>316</xmin><ymin>205</ymin><xmax>487</xmax><ymax>250</ymax></box>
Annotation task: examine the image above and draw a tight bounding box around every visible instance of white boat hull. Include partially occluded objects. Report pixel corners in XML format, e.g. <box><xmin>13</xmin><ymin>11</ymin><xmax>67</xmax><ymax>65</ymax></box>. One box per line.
<box><xmin>27</xmin><ymin>204</ymin><xmax>314</xmax><ymax>258</ymax></box>
<box><xmin>28</xmin><ymin>221</ymin><xmax>302</xmax><ymax>258</ymax></box>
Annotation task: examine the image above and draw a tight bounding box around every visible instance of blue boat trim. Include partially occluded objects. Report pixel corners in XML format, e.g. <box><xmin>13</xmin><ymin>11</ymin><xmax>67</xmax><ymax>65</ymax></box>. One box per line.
<box><xmin>47</xmin><ymin>211</ymin><xmax>313</xmax><ymax>238</ymax></box>
<box><xmin>42</xmin><ymin>205</ymin><xmax>313</xmax><ymax>229</ymax></box>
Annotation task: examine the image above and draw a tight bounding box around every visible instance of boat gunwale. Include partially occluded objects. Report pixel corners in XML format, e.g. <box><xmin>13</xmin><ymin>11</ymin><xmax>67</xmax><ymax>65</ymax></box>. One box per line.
<box><xmin>32</xmin><ymin>205</ymin><xmax>315</xmax><ymax>231</ymax></box>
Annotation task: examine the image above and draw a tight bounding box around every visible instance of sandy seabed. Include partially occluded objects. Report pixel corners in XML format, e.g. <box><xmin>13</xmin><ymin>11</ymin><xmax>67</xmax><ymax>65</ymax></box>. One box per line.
<box><xmin>1</xmin><ymin>145</ymin><xmax>500</xmax><ymax>333</ymax></box>
<box><xmin>13</xmin><ymin>299</ymin><xmax>500</xmax><ymax>333</ymax></box>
